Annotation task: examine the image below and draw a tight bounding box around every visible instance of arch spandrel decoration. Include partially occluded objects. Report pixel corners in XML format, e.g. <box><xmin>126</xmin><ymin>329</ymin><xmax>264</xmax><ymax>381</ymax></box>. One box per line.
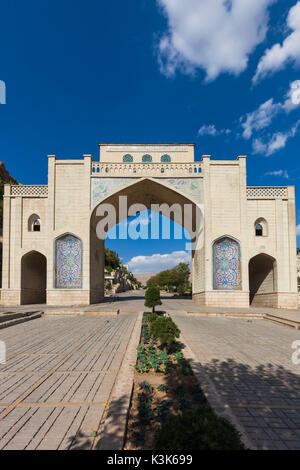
<box><xmin>213</xmin><ymin>237</ymin><xmax>241</xmax><ymax>290</ymax></box>
<box><xmin>55</xmin><ymin>234</ymin><xmax>82</xmax><ymax>289</ymax></box>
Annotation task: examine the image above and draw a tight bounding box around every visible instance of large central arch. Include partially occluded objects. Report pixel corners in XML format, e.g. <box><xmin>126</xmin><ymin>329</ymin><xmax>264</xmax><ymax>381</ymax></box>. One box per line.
<box><xmin>90</xmin><ymin>178</ymin><xmax>204</xmax><ymax>304</ymax></box>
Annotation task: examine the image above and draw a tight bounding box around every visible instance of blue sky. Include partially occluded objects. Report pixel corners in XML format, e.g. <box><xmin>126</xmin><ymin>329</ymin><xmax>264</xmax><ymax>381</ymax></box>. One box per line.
<box><xmin>1</xmin><ymin>1</ymin><xmax>300</xmax><ymax>272</ymax></box>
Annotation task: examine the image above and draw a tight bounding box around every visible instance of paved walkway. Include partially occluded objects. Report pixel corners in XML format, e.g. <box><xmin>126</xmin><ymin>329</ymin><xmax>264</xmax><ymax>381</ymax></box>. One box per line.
<box><xmin>1</xmin><ymin>290</ymin><xmax>299</xmax><ymax>320</ymax></box>
<box><xmin>171</xmin><ymin>312</ymin><xmax>300</xmax><ymax>450</ymax></box>
<box><xmin>0</xmin><ymin>314</ymin><xmax>137</xmax><ymax>450</ymax></box>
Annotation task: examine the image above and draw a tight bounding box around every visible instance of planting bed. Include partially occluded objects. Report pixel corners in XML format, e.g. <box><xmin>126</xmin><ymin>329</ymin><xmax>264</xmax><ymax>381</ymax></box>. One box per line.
<box><xmin>124</xmin><ymin>313</ymin><xmax>245</xmax><ymax>451</ymax></box>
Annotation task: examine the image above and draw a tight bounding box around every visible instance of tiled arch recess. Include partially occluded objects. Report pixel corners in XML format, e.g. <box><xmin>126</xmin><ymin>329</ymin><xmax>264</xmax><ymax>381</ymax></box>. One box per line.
<box><xmin>213</xmin><ymin>237</ymin><xmax>241</xmax><ymax>290</ymax></box>
<box><xmin>55</xmin><ymin>234</ymin><xmax>82</xmax><ymax>288</ymax></box>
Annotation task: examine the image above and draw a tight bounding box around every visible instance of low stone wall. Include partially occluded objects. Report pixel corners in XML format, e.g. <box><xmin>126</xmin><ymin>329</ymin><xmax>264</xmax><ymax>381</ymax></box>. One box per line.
<box><xmin>248</xmin><ymin>292</ymin><xmax>298</xmax><ymax>309</ymax></box>
<box><xmin>46</xmin><ymin>289</ymin><xmax>91</xmax><ymax>306</ymax></box>
<box><xmin>193</xmin><ymin>291</ymin><xmax>250</xmax><ymax>308</ymax></box>
<box><xmin>1</xmin><ymin>289</ymin><xmax>21</xmax><ymax>306</ymax></box>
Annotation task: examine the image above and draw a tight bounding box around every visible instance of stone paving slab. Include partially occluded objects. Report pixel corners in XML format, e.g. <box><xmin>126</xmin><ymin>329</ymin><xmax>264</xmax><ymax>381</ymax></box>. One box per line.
<box><xmin>171</xmin><ymin>313</ymin><xmax>300</xmax><ymax>450</ymax></box>
<box><xmin>0</xmin><ymin>314</ymin><xmax>137</xmax><ymax>450</ymax></box>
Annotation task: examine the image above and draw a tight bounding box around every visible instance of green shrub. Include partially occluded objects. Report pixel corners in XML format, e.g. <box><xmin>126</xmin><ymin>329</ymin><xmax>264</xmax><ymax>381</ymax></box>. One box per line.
<box><xmin>150</xmin><ymin>317</ymin><xmax>180</xmax><ymax>349</ymax></box>
<box><xmin>147</xmin><ymin>312</ymin><xmax>159</xmax><ymax>323</ymax></box>
<box><xmin>154</xmin><ymin>407</ymin><xmax>245</xmax><ymax>450</ymax></box>
<box><xmin>177</xmin><ymin>285</ymin><xmax>185</xmax><ymax>296</ymax></box>
<box><xmin>144</xmin><ymin>287</ymin><xmax>162</xmax><ymax>313</ymax></box>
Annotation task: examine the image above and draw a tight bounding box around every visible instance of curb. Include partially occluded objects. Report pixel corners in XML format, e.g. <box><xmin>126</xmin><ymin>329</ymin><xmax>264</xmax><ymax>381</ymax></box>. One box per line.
<box><xmin>0</xmin><ymin>312</ymin><xmax>42</xmax><ymax>329</ymax></box>
<box><xmin>95</xmin><ymin>312</ymin><xmax>143</xmax><ymax>450</ymax></box>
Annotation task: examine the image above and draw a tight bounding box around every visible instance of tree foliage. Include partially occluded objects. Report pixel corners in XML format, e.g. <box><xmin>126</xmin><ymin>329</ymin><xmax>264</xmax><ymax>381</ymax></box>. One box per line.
<box><xmin>149</xmin><ymin>316</ymin><xmax>180</xmax><ymax>348</ymax></box>
<box><xmin>144</xmin><ymin>286</ymin><xmax>162</xmax><ymax>312</ymax></box>
<box><xmin>147</xmin><ymin>263</ymin><xmax>191</xmax><ymax>293</ymax></box>
<box><xmin>104</xmin><ymin>248</ymin><xmax>120</xmax><ymax>270</ymax></box>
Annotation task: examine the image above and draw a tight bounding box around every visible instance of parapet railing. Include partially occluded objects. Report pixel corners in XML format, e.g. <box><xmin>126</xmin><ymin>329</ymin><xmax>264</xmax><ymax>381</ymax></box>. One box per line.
<box><xmin>8</xmin><ymin>185</ymin><xmax>48</xmax><ymax>196</ymax></box>
<box><xmin>91</xmin><ymin>162</ymin><xmax>202</xmax><ymax>177</ymax></box>
<box><xmin>246</xmin><ymin>186</ymin><xmax>288</xmax><ymax>199</ymax></box>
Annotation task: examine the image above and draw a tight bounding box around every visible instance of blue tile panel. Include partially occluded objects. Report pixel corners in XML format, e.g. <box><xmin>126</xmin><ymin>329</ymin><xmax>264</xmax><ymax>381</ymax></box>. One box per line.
<box><xmin>55</xmin><ymin>234</ymin><xmax>82</xmax><ymax>288</ymax></box>
<box><xmin>213</xmin><ymin>237</ymin><xmax>241</xmax><ymax>290</ymax></box>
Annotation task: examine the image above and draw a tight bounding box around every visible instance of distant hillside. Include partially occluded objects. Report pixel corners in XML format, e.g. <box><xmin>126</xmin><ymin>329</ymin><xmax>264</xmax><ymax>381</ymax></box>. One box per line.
<box><xmin>0</xmin><ymin>162</ymin><xmax>18</xmax><ymax>228</ymax></box>
<box><xmin>132</xmin><ymin>273</ymin><xmax>158</xmax><ymax>285</ymax></box>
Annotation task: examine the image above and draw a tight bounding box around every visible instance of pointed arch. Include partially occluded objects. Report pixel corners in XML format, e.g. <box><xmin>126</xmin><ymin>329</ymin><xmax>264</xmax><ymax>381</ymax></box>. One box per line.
<box><xmin>249</xmin><ymin>253</ymin><xmax>277</xmax><ymax>305</ymax></box>
<box><xmin>54</xmin><ymin>233</ymin><xmax>83</xmax><ymax>289</ymax></box>
<box><xmin>28</xmin><ymin>214</ymin><xmax>41</xmax><ymax>232</ymax></box>
<box><xmin>123</xmin><ymin>154</ymin><xmax>133</xmax><ymax>162</ymax></box>
<box><xmin>254</xmin><ymin>217</ymin><xmax>268</xmax><ymax>237</ymax></box>
<box><xmin>213</xmin><ymin>236</ymin><xmax>241</xmax><ymax>290</ymax></box>
<box><xmin>21</xmin><ymin>250</ymin><xmax>47</xmax><ymax>304</ymax></box>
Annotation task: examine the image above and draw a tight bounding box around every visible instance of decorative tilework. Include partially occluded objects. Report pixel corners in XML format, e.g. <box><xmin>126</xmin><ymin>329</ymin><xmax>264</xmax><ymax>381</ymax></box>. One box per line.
<box><xmin>91</xmin><ymin>177</ymin><xmax>204</xmax><ymax>208</ymax></box>
<box><xmin>161</xmin><ymin>154</ymin><xmax>171</xmax><ymax>162</ymax></box>
<box><xmin>213</xmin><ymin>237</ymin><xmax>241</xmax><ymax>290</ymax></box>
<box><xmin>142</xmin><ymin>154</ymin><xmax>152</xmax><ymax>162</ymax></box>
<box><xmin>158</xmin><ymin>178</ymin><xmax>204</xmax><ymax>204</ymax></box>
<box><xmin>91</xmin><ymin>178</ymin><xmax>137</xmax><ymax>207</ymax></box>
<box><xmin>55</xmin><ymin>234</ymin><xmax>82</xmax><ymax>289</ymax></box>
<box><xmin>123</xmin><ymin>154</ymin><xmax>133</xmax><ymax>162</ymax></box>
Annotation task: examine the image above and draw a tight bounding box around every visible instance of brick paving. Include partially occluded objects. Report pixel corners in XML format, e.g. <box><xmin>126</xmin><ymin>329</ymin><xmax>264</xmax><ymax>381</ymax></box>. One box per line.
<box><xmin>0</xmin><ymin>314</ymin><xmax>137</xmax><ymax>450</ymax></box>
<box><xmin>171</xmin><ymin>313</ymin><xmax>300</xmax><ymax>450</ymax></box>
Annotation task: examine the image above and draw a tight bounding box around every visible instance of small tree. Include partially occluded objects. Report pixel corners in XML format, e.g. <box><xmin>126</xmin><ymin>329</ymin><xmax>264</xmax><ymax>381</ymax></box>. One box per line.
<box><xmin>144</xmin><ymin>286</ymin><xmax>162</xmax><ymax>313</ymax></box>
<box><xmin>150</xmin><ymin>316</ymin><xmax>180</xmax><ymax>350</ymax></box>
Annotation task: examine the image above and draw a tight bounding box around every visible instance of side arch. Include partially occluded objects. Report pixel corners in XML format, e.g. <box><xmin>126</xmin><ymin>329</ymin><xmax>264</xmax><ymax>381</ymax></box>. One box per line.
<box><xmin>21</xmin><ymin>251</ymin><xmax>47</xmax><ymax>304</ymax></box>
<box><xmin>213</xmin><ymin>236</ymin><xmax>241</xmax><ymax>290</ymax></box>
<box><xmin>249</xmin><ymin>253</ymin><xmax>277</xmax><ymax>305</ymax></box>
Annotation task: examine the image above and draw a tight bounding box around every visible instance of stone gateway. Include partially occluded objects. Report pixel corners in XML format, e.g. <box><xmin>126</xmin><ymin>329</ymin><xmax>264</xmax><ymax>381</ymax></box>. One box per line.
<box><xmin>1</xmin><ymin>144</ymin><xmax>297</xmax><ymax>309</ymax></box>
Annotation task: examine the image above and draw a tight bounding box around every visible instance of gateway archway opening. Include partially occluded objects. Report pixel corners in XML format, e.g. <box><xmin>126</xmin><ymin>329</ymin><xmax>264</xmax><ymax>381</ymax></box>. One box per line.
<box><xmin>90</xmin><ymin>178</ymin><xmax>203</xmax><ymax>304</ymax></box>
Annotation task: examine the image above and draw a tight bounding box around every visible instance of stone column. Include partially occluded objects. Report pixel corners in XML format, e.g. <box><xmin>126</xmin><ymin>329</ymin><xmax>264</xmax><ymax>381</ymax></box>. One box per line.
<box><xmin>2</xmin><ymin>185</ymin><xmax>11</xmax><ymax>290</ymax></box>
<box><xmin>46</xmin><ymin>155</ymin><xmax>56</xmax><ymax>294</ymax></box>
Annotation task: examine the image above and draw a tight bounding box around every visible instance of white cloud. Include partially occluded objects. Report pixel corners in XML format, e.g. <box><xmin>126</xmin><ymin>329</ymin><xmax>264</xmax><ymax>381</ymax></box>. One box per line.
<box><xmin>129</xmin><ymin>211</ymin><xmax>152</xmax><ymax>227</ymax></box>
<box><xmin>265</xmin><ymin>169</ymin><xmax>289</xmax><ymax>178</ymax></box>
<box><xmin>283</xmin><ymin>80</ymin><xmax>300</xmax><ymax>112</ymax></box>
<box><xmin>254</xmin><ymin>1</ymin><xmax>300</xmax><ymax>83</ymax></box>
<box><xmin>240</xmin><ymin>81</ymin><xmax>300</xmax><ymax>139</ymax></box>
<box><xmin>252</xmin><ymin>120</ymin><xmax>300</xmax><ymax>155</ymax></box>
<box><xmin>128</xmin><ymin>250</ymin><xmax>191</xmax><ymax>274</ymax></box>
<box><xmin>241</xmin><ymin>99</ymin><xmax>282</xmax><ymax>139</ymax></box>
<box><xmin>198</xmin><ymin>124</ymin><xmax>231</xmax><ymax>136</ymax></box>
<box><xmin>157</xmin><ymin>0</ymin><xmax>275</xmax><ymax>81</ymax></box>
<box><xmin>296</xmin><ymin>224</ymin><xmax>300</xmax><ymax>236</ymax></box>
